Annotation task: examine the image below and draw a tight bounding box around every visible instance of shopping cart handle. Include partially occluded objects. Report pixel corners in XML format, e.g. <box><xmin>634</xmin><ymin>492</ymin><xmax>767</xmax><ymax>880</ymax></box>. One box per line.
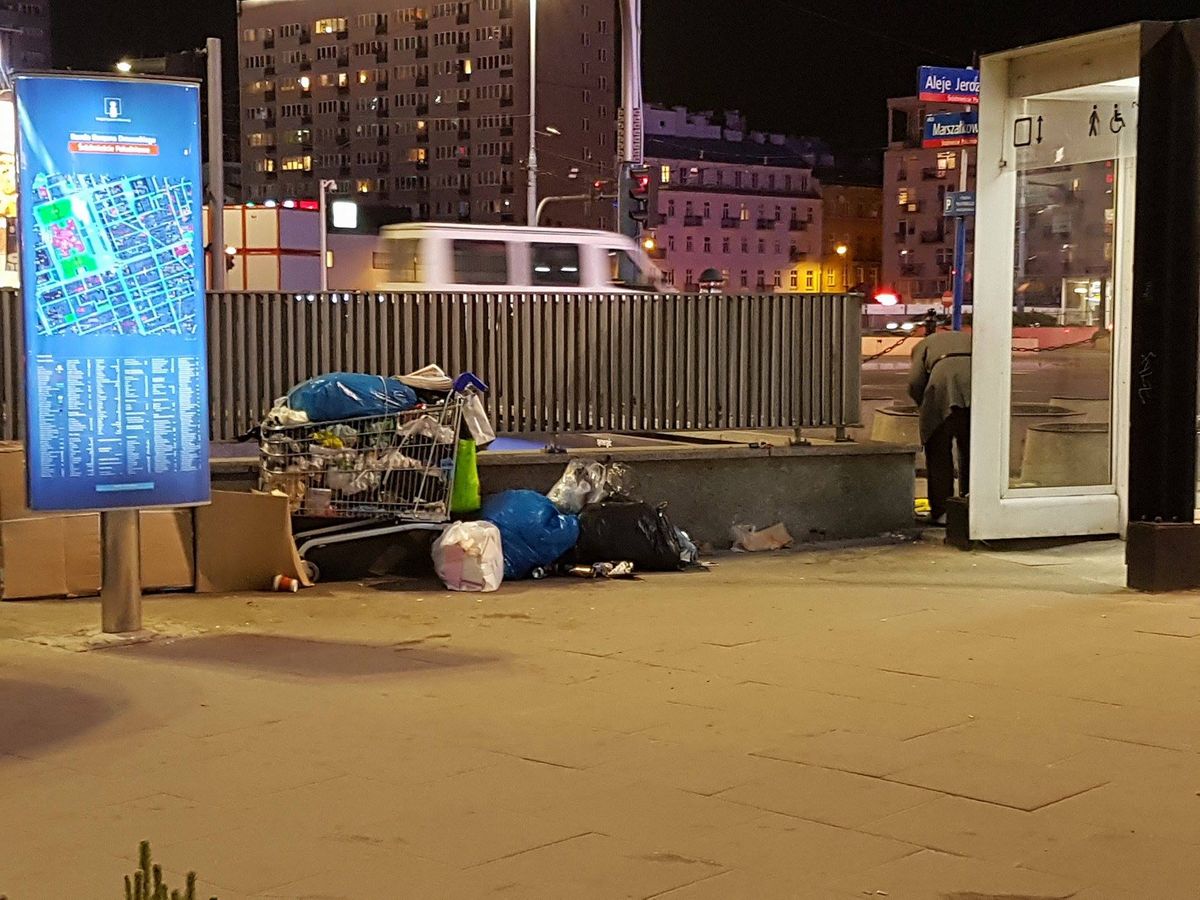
<box><xmin>454</xmin><ymin>372</ymin><xmax>488</xmax><ymax>394</ymax></box>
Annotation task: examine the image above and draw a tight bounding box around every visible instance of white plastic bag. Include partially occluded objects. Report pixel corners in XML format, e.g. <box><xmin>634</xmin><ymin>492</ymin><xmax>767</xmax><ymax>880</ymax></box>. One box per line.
<box><xmin>433</xmin><ymin>521</ymin><xmax>504</xmax><ymax>593</ymax></box>
<box><xmin>462</xmin><ymin>393</ymin><xmax>496</xmax><ymax>447</ymax></box>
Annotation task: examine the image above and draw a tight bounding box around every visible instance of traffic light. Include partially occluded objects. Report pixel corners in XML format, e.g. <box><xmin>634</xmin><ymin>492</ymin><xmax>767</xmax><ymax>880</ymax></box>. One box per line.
<box><xmin>628</xmin><ymin>165</ymin><xmax>651</xmax><ymax>224</ymax></box>
<box><xmin>617</xmin><ymin>163</ymin><xmax>659</xmax><ymax>238</ymax></box>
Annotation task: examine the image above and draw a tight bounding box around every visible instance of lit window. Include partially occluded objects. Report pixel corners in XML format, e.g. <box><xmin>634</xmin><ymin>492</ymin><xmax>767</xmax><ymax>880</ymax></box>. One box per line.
<box><xmin>315</xmin><ymin>17</ymin><xmax>347</xmax><ymax>34</ymax></box>
<box><xmin>660</xmin><ymin>164</ymin><xmax>670</xmax><ymax>184</ymax></box>
<box><xmin>356</xmin><ymin>179</ymin><xmax>372</xmax><ymax>193</ymax></box>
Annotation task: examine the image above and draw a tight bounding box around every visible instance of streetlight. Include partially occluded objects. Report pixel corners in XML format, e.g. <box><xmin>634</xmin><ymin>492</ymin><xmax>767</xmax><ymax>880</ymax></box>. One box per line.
<box><xmin>115</xmin><ymin>60</ymin><xmax>133</xmax><ymax>73</ymax></box>
<box><xmin>836</xmin><ymin>242</ymin><xmax>849</xmax><ymax>291</ymax></box>
<box><xmin>527</xmin><ymin>0</ymin><xmax>538</xmax><ymax>224</ymax></box>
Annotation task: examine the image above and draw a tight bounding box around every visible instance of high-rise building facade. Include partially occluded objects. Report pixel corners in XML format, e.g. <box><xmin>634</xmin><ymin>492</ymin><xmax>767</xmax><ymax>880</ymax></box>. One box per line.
<box><xmin>644</xmin><ymin>105</ymin><xmax>830</xmax><ymax>293</ymax></box>
<box><xmin>0</xmin><ymin>1</ymin><xmax>51</xmax><ymax>73</ymax></box>
<box><xmin>882</xmin><ymin>95</ymin><xmax>976</xmax><ymax>303</ymax></box>
<box><xmin>237</xmin><ymin>0</ymin><xmax>617</xmax><ymax>227</ymax></box>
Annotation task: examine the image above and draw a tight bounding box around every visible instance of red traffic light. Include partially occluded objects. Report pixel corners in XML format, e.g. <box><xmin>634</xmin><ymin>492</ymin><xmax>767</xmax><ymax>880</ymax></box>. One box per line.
<box><xmin>632</xmin><ymin>174</ymin><xmax>651</xmax><ymax>195</ymax></box>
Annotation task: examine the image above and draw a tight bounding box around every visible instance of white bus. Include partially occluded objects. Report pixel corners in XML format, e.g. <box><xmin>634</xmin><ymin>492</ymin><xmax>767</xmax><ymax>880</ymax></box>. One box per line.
<box><xmin>375</xmin><ymin>223</ymin><xmax>671</xmax><ymax>293</ymax></box>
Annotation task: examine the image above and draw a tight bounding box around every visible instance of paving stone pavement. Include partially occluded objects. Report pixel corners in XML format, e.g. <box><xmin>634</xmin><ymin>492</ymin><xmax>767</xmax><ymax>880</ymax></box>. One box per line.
<box><xmin>1</xmin><ymin>538</ymin><xmax>1198</xmax><ymax>898</ymax></box>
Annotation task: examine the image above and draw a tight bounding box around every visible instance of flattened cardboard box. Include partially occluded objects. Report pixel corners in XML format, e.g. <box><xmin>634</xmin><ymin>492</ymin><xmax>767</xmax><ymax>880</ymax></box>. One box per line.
<box><xmin>140</xmin><ymin>509</ymin><xmax>195</xmax><ymax>592</ymax></box>
<box><xmin>0</xmin><ymin>443</ymin><xmax>196</xmax><ymax>597</ymax></box>
<box><xmin>0</xmin><ymin>442</ymin><xmax>34</xmax><ymax>521</ymax></box>
<box><xmin>0</xmin><ymin>515</ymin><xmax>102</xmax><ymax>600</ymax></box>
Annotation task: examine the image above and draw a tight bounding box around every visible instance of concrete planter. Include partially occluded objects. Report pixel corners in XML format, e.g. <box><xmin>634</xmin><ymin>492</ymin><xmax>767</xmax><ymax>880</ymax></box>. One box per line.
<box><xmin>1051</xmin><ymin>397</ymin><xmax>1109</xmax><ymax>424</ymax></box>
<box><xmin>1019</xmin><ymin>422</ymin><xmax>1110</xmax><ymax>487</ymax></box>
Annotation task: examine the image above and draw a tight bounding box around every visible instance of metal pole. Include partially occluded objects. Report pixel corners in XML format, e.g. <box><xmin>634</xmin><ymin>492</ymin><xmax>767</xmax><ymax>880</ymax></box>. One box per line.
<box><xmin>318</xmin><ymin>179</ymin><xmax>330</xmax><ymax>291</ymax></box>
<box><xmin>101</xmin><ymin>510</ymin><xmax>142</xmax><ymax>634</ymax></box>
<box><xmin>526</xmin><ymin>0</ymin><xmax>537</xmax><ymax>224</ymax></box>
<box><xmin>535</xmin><ymin>193</ymin><xmax>592</xmax><ymax>225</ymax></box>
<box><xmin>951</xmin><ymin>147</ymin><xmax>969</xmax><ymax>331</ymax></box>
<box><xmin>206</xmin><ymin>37</ymin><xmax>225</xmax><ymax>291</ymax></box>
<box><xmin>618</xmin><ymin>0</ymin><xmax>643</xmax><ymax>164</ymax></box>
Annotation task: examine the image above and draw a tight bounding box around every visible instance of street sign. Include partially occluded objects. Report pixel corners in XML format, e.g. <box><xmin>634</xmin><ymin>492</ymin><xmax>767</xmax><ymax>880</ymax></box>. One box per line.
<box><xmin>944</xmin><ymin>191</ymin><xmax>976</xmax><ymax>217</ymax></box>
<box><xmin>923</xmin><ymin>111</ymin><xmax>979</xmax><ymax>149</ymax></box>
<box><xmin>918</xmin><ymin>66</ymin><xmax>980</xmax><ymax>104</ymax></box>
<box><xmin>15</xmin><ymin>74</ymin><xmax>210</xmax><ymax>511</ymax></box>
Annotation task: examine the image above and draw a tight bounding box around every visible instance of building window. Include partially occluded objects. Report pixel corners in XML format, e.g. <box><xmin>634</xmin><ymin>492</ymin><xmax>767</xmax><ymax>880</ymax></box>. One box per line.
<box><xmin>685</xmin><ymin>269</ymin><xmax>693</xmax><ymax>286</ymax></box>
<box><xmin>685</xmin><ymin>236</ymin><xmax>693</xmax><ymax>252</ymax></box>
<box><xmin>739</xmin><ymin>204</ymin><xmax>749</xmax><ymax>221</ymax></box>
<box><xmin>660</xmin><ymin>164</ymin><xmax>670</xmax><ymax>184</ymax></box>
<box><xmin>741</xmin><ymin>238</ymin><xmax>748</xmax><ymax>253</ymax></box>
<box><xmin>897</xmin><ymin>188</ymin><xmax>911</xmax><ymax>206</ymax></box>
<box><xmin>315</xmin><ymin>17</ymin><xmax>347</xmax><ymax>34</ymax></box>
<box><xmin>734</xmin><ymin>171</ymin><xmax>743</xmax><ymax>188</ymax></box>
<box><xmin>703</xmin><ymin>237</ymin><xmax>711</xmax><ymax>253</ymax></box>
<box><xmin>739</xmin><ymin>270</ymin><xmax>748</xmax><ymax>288</ymax></box>
<box><xmin>805</xmin><ymin>270</ymin><xmax>815</xmax><ymax>289</ymax></box>
<box><xmin>703</xmin><ymin>201</ymin><xmax>710</xmax><ymax>219</ymax></box>
<box><xmin>667</xmin><ymin>199</ymin><xmax>675</xmax><ymax>218</ymax></box>
<box><xmin>937</xmin><ymin>151</ymin><xmax>958</xmax><ymax>171</ymax></box>
<box><xmin>722</xmin><ymin>237</ymin><xmax>730</xmax><ymax>253</ymax></box>
<box><xmin>668</xmin><ymin>235</ymin><xmax>675</xmax><ymax>251</ymax></box>
<box><xmin>757</xmin><ymin>240</ymin><xmax>765</xmax><ymax>253</ymax></box>
<box><xmin>789</xmin><ymin>270</ymin><xmax>798</xmax><ymax>289</ymax></box>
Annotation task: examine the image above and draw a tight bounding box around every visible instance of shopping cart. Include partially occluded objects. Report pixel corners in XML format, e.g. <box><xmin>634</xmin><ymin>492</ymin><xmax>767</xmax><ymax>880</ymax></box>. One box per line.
<box><xmin>259</xmin><ymin>375</ymin><xmax>484</xmax><ymax>581</ymax></box>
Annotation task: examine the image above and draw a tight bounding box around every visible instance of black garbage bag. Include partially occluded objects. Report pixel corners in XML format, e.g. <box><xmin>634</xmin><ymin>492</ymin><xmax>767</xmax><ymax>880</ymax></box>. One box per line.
<box><xmin>572</xmin><ymin>500</ymin><xmax>685</xmax><ymax>571</ymax></box>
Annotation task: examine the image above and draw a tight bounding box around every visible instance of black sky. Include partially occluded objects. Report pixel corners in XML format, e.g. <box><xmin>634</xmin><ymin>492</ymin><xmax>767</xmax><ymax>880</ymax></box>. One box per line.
<box><xmin>49</xmin><ymin>0</ymin><xmax>1200</xmax><ymax>154</ymax></box>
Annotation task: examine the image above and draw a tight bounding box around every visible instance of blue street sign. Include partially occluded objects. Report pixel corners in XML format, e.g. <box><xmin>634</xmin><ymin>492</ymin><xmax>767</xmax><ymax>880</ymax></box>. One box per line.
<box><xmin>944</xmin><ymin>191</ymin><xmax>976</xmax><ymax>217</ymax></box>
<box><xmin>15</xmin><ymin>74</ymin><xmax>210</xmax><ymax>511</ymax></box>
<box><xmin>918</xmin><ymin>66</ymin><xmax>980</xmax><ymax>104</ymax></box>
<box><xmin>923</xmin><ymin>110</ymin><xmax>980</xmax><ymax>149</ymax></box>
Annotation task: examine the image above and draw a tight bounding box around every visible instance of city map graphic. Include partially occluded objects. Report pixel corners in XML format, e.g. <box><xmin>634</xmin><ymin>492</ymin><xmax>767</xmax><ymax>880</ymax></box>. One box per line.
<box><xmin>29</xmin><ymin>172</ymin><xmax>199</xmax><ymax>337</ymax></box>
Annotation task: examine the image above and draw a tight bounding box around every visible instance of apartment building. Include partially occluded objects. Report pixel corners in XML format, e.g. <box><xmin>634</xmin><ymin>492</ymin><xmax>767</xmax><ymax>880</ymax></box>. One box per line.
<box><xmin>820</xmin><ymin>180</ymin><xmax>882</xmax><ymax>294</ymax></box>
<box><xmin>882</xmin><ymin>95</ymin><xmax>976</xmax><ymax>303</ymax></box>
<box><xmin>645</xmin><ymin>105</ymin><xmax>830</xmax><ymax>293</ymax></box>
<box><xmin>0</xmin><ymin>0</ymin><xmax>50</xmax><ymax>72</ymax></box>
<box><xmin>238</xmin><ymin>0</ymin><xmax>617</xmax><ymax>227</ymax></box>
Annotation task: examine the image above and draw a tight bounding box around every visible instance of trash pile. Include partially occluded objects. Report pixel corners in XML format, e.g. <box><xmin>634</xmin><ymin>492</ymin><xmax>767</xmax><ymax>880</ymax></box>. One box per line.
<box><xmin>257</xmin><ymin>369</ymin><xmax>712</xmax><ymax>594</ymax></box>
<box><xmin>434</xmin><ymin>462</ymin><xmax>699</xmax><ymax>593</ymax></box>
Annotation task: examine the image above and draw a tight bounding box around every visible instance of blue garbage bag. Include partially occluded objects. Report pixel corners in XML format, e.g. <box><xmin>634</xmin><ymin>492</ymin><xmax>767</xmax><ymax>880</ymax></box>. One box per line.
<box><xmin>480</xmin><ymin>490</ymin><xmax>580</xmax><ymax>580</ymax></box>
<box><xmin>287</xmin><ymin>372</ymin><xmax>418</xmax><ymax>423</ymax></box>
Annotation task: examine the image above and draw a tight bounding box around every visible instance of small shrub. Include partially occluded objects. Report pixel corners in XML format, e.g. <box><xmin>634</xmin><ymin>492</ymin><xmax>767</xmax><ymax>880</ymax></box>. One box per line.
<box><xmin>122</xmin><ymin>841</ymin><xmax>215</xmax><ymax>900</ymax></box>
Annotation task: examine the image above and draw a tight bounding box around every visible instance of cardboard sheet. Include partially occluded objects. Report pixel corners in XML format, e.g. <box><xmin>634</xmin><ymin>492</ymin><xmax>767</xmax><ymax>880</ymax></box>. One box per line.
<box><xmin>195</xmin><ymin>491</ymin><xmax>311</xmax><ymax>593</ymax></box>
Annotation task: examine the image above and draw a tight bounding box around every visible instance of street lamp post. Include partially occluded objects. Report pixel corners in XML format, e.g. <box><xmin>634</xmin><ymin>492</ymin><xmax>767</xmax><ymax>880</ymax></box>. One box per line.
<box><xmin>526</xmin><ymin>0</ymin><xmax>538</xmax><ymax>224</ymax></box>
<box><xmin>318</xmin><ymin>179</ymin><xmax>337</xmax><ymax>292</ymax></box>
<box><xmin>836</xmin><ymin>243</ymin><xmax>849</xmax><ymax>291</ymax></box>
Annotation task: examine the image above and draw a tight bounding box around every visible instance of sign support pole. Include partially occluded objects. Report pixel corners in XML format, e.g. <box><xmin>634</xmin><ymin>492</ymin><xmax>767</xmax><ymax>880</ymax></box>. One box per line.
<box><xmin>952</xmin><ymin>147</ymin><xmax>970</xmax><ymax>331</ymax></box>
<box><xmin>101</xmin><ymin>509</ymin><xmax>142</xmax><ymax>634</ymax></box>
<box><xmin>206</xmin><ymin>38</ymin><xmax>225</xmax><ymax>292</ymax></box>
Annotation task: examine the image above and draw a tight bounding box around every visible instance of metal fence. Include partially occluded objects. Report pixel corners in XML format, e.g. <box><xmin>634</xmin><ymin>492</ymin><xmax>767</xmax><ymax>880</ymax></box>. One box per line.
<box><xmin>0</xmin><ymin>290</ymin><xmax>861</xmax><ymax>442</ymax></box>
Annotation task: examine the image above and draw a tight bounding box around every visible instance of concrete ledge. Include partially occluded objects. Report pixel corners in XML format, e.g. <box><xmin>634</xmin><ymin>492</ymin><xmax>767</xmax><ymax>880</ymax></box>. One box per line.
<box><xmin>480</xmin><ymin>441</ymin><xmax>916</xmax><ymax>548</ymax></box>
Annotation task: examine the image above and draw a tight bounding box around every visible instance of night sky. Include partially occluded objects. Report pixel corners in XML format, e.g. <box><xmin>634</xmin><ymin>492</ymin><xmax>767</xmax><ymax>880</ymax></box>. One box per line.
<box><xmin>49</xmin><ymin>0</ymin><xmax>1200</xmax><ymax>156</ymax></box>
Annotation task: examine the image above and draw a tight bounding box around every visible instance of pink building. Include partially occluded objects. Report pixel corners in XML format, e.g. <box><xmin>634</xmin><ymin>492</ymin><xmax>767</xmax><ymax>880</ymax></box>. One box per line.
<box><xmin>644</xmin><ymin>105</ymin><xmax>831</xmax><ymax>293</ymax></box>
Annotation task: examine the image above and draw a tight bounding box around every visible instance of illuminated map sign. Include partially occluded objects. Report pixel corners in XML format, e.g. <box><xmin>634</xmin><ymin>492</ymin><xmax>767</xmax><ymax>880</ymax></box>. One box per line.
<box><xmin>15</xmin><ymin>74</ymin><xmax>210</xmax><ymax>511</ymax></box>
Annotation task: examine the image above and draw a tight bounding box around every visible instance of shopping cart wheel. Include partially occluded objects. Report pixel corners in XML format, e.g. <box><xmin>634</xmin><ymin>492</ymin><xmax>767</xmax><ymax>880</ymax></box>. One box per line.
<box><xmin>302</xmin><ymin>559</ymin><xmax>321</xmax><ymax>584</ymax></box>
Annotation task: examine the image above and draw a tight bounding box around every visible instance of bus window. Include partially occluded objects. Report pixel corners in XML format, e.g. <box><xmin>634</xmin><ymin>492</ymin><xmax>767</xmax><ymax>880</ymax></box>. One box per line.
<box><xmin>453</xmin><ymin>239</ymin><xmax>509</xmax><ymax>285</ymax></box>
<box><xmin>531</xmin><ymin>243</ymin><xmax>581</xmax><ymax>286</ymax></box>
<box><xmin>381</xmin><ymin>238</ymin><xmax>423</xmax><ymax>283</ymax></box>
<box><xmin>608</xmin><ymin>249</ymin><xmax>656</xmax><ymax>290</ymax></box>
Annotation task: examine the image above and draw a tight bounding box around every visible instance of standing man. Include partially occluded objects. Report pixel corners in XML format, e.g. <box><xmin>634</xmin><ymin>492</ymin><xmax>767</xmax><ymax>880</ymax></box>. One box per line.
<box><xmin>908</xmin><ymin>328</ymin><xmax>972</xmax><ymax>525</ymax></box>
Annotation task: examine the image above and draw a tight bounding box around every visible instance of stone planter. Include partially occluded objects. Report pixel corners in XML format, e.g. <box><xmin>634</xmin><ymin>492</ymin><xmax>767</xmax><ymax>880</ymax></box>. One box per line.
<box><xmin>1019</xmin><ymin>422</ymin><xmax>1110</xmax><ymax>487</ymax></box>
